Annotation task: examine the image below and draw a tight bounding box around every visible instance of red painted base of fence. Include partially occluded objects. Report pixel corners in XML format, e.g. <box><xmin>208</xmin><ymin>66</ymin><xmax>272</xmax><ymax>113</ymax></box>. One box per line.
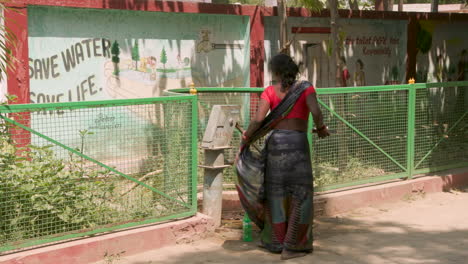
<box><xmin>317</xmin><ymin>168</ymin><xmax>468</xmax><ymax>216</ymax></box>
<box><xmin>0</xmin><ymin>213</ymin><xmax>215</xmax><ymax>264</ymax></box>
<box><xmin>220</xmin><ymin>168</ymin><xmax>468</xmax><ymax>216</ymax></box>
<box><xmin>2</xmin><ymin>169</ymin><xmax>466</xmax><ymax>264</ymax></box>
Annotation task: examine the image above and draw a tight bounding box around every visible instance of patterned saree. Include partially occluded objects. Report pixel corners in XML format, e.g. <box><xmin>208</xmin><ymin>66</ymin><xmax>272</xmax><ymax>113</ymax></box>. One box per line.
<box><xmin>236</xmin><ymin>81</ymin><xmax>314</xmax><ymax>253</ymax></box>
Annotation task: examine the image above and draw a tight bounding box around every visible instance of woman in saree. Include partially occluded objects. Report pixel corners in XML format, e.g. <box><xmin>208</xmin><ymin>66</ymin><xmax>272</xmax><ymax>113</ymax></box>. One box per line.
<box><xmin>237</xmin><ymin>54</ymin><xmax>329</xmax><ymax>260</ymax></box>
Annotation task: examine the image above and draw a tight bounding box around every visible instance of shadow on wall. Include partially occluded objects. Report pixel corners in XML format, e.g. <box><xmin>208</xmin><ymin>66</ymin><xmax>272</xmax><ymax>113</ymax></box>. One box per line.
<box><xmin>190</xmin><ymin>35</ymin><xmax>246</xmax><ymax>88</ymax></box>
<box><xmin>413</xmin><ymin>21</ymin><xmax>468</xmax><ymax>172</ymax></box>
<box><xmin>100</xmin><ymin>0</ymin><xmax>258</xmax><ymax>89</ymax></box>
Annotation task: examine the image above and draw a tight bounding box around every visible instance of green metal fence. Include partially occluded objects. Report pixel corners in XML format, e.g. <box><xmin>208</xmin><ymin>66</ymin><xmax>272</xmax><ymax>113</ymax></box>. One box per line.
<box><xmin>413</xmin><ymin>82</ymin><xmax>467</xmax><ymax>174</ymax></box>
<box><xmin>169</xmin><ymin>88</ymin><xmax>264</xmax><ymax>189</ymax></box>
<box><xmin>0</xmin><ymin>81</ymin><xmax>466</xmax><ymax>253</ymax></box>
<box><xmin>0</xmin><ymin>95</ymin><xmax>198</xmax><ymax>253</ymax></box>
<box><xmin>171</xmin><ymin>81</ymin><xmax>467</xmax><ymax>191</ymax></box>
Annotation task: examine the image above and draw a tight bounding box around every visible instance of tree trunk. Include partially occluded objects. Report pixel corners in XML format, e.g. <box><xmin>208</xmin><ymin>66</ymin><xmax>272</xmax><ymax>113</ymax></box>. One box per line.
<box><xmin>348</xmin><ymin>0</ymin><xmax>359</xmax><ymax>10</ymax></box>
<box><xmin>329</xmin><ymin>0</ymin><xmax>341</xmax><ymax>88</ymax></box>
<box><xmin>329</xmin><ymin>0</ymin><xmax>348</xmax><ymax>170</ymax></box>
<box><xmin>398</xmin><ymin>0</ymin><xmax>403</xmax><ymax>12</ymax></box>
<box><xmin>376</xmin><ymin>0</ymin><xmax>393</xmax><ymax>11</ymax></box>
<box><xmin>375</xmin><ymin>0</ymin><xmax>384</xmax><ymax>11</ymax></box>
<box><xmin>383</xmin><ymin>0</ymin><xmax>393</xmax><ymax>11</ymax></box>
<box><xmin>278</xmin><ymin>0</ymin><xmax>289</xmax><ymax>54</ymax></box>
<box><xmin>431</xmin><ymin>0</ymin><xmax>439</xmax><ymax>13</ymax></box>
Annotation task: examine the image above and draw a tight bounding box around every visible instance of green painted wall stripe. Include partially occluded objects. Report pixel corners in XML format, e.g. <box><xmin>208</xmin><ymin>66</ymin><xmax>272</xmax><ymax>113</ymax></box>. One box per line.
<box><xmin>0</xmin><ymin>95</ymin><xmax>194</xmax><ymax>113</ymax></box>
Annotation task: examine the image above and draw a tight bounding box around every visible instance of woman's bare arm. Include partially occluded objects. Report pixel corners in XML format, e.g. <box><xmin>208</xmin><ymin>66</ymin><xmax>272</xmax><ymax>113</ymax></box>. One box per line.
<box><xmin>243</xmin><ymin>98</ymin><xmax>270</xmax><ymax>142</ymax></box>
<box><xmin>306</xmin><ymin>92</ymin><xmax>329</xmax><ymax>138</ymax></box>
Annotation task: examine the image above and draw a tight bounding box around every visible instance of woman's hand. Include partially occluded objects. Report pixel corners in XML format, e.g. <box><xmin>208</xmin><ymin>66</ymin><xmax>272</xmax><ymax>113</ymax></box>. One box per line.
<box><xmin>241</xmin><ymin>131</ymin><xmax>249</xmax><ymax>143</ymax></box>
<box><xmin>235</xmin><ymin>142</ymin><xmax>246</xmax><ymax>164</ymax></box>
<box><xmin>317</xmin><ymin>127</ymin><xmax>330</xmax><ymax>138</ymax></box>
<box><xmin>313</xmin><ymin>125</ymin><xmax>330</xmax><ymax>139</ymax></box>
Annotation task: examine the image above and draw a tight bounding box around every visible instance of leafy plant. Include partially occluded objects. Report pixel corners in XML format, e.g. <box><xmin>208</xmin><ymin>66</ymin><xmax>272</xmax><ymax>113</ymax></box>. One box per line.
<box><xmin>314</xmin><ymin>157</ymin><xmax>386</xmax><ymax>188</ymax></box>
<box><xmin>0</xmin><ymin>3</ymin><xmax>18</xmax><ymax>80</ymax></box>
<box><xmin>391</xmin><ymin>66</ymin><xmax>399</xmax><ymax>81</ymax></box>
<box><xmin>131</xmin><ymin>39</ymin><xmax>140</xmax><ymax>70</ymax></box>
<box><xmin>160</xmin><ymin>47</ymin><xmax>167</xmax><ymax>69</ymax></box>
<box><xmin>0</xmin><ymin>119</ymin><xmax>117</xmax><ymax>243</ymax></box>
<box><xmin>416</xmin><ymin>28</ymin><xmax>432</xmax><ymax>54</ymax></box>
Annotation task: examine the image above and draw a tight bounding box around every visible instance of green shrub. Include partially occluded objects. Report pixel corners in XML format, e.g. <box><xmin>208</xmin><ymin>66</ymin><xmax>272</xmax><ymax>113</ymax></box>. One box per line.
<box><xmin>0</xmin><ymin>122</ymin><xmax>116</xmax><ymax>243</ymax></box>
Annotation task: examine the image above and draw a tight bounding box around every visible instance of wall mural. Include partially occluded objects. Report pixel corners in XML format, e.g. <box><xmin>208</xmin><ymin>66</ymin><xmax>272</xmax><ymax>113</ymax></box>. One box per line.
<box><xmin>27</xmin><ymin>6</ymin><xmax>250</xmax><ymax>169</ymax></box>
<box><xmin>414</xmin><ymin>20</ymin><xmax>468</xmax><ymax>132</ymax></box>
<box><xmin>264</xmin><ymin>17</ymin><xmax>407</xmax><ymax>88</ymax></box>
<box><xmin>415</xmin><ymin>21</ymin><xmax>468</xmax><ymax>83</ymax></box>
<box><xmin>28</xmin><ymin>7</ymin><xmax>249</xmax><ymax>104</ymax></box>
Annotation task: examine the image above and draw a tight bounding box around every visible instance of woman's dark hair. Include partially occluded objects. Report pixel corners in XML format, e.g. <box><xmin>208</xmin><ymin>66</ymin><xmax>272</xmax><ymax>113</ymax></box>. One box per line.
<box><xmin>269</xmin><ymin>53</ymin><xmax>299</xmax><ymax>91</ymax></box>
<box><xmin>356</xmin><ymin>59</ymin><xmax>364</xmax><ymax>69</ymax></box>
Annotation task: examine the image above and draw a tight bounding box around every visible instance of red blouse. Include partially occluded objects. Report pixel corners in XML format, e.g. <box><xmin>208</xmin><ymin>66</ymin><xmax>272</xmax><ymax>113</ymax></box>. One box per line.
<box><xmin>260</xmin><ymin>85</ymin><xmax>316</xmax><ymax>120</ymax></box>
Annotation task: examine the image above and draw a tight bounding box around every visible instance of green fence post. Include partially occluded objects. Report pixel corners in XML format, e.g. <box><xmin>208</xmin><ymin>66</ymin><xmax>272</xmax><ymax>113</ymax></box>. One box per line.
<box><xmin>406</xmin><ymin>82</ymin><xmax>417</xmax><ymax>179</ymax></box>
<box><xmin>190</xmin><ymin>92</ymin><xmax>199</xmax><ymax>212</ymax></box>
<box><xmin>308</xmin><ymin>114</ymin><xmax>313</xmax><ymax>159</ymax></box>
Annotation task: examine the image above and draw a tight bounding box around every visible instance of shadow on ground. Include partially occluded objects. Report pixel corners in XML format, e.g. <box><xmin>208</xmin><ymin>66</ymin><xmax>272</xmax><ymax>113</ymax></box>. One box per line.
<box><xmin>129</xmin><ymin>215</ymin><xmax>468</xmax><ymax>264</ymax></box>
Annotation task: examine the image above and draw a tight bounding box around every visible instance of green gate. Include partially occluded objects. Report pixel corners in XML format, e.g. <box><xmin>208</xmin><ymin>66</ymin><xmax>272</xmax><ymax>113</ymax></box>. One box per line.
<box><xmin>0</xmin><ymin>95</ymin><xmax>198</xmax><ymax>253</ymax></box>
<box><xmin>312</xmin><ymin>85</ymin><xmax>413</xmax><ymax>190</ymax></box>
<box><xmin>413</xmin><ymin>82</ymin><xmax>467</xmax><ymax>174</ymax></box>
<box><xmin>312</xmin><ymin>82</ymin><xmax>467</xmax><ymax>190</ymax></box>
<box><xmin>170</xmin><ymin>81</ymin><xmax>468</xmax><ymax>192</ymax></box>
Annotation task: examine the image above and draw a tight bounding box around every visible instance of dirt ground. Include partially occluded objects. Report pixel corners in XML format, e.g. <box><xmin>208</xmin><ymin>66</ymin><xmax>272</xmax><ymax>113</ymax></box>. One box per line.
<box><xmin>96</xmin><ymin>187</ymin><xmax>468</xmax><ymax>264</ymax></box>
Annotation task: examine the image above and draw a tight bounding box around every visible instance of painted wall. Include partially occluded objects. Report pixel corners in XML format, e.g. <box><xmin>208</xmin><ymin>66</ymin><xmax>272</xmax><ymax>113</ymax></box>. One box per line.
<box><xmin>414</xmin><ymin>20</ymin><xmax>468</xmax><ymax>119</ymax></box>
<box><xmin>415</xmin><ymin>21</ymin><xmax>468</xmax><ymax>83</ymax></box>
<box><xmin>0</xmin><ymin>10</ymin><xmax>6</xmax><ymax>103</ymax></box>
<box><xmin>26</xmin><ymin>6</ymin><xmax>250</xmax><ymax>171</ymax></box>
<box><xmin>264</xmin><ymin>17</ymin><xmax>408</xmax><ymax>88</ymax></box>
<box><xmin>28</xmin><ymin>6</ymin><xmax>250</xmax><ymax>104</ymax></box>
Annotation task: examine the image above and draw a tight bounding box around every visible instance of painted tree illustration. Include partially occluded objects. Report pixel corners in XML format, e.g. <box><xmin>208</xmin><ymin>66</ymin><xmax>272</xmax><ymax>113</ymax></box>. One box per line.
<box><xmin>131</xmin><ymin>40</ymin><xmax>140</xmax><ymax>70</ymax></box>
<box><xmin>160</xmin><ymin>47</ymin><xmax>168</xmax><ymax>69</ymax></box>
<box><xmin>111</xmin><ymin>41</ymin><xmax>120</xmax><ymax>75</ymax></box>
<box><xmin>391</xmin><ymin>65</ymin><xmax>399</xmax><ymax>82</ymax></box>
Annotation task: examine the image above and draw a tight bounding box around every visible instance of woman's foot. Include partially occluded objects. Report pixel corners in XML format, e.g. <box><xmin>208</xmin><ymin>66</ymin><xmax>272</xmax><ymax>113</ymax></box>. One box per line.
<box><xmin>256</xmin><ymin>241</ymin><xmax>265</xmax><ymax>249</ymax></box>
<box><xmin>280</xmin><ymin>249</ymin><xmax>308</xmax><ymax>260</ymax></box>
<box><xmin>256</xmin><ymin>241</ymin><xmax>283</xmax><ymax>254</ymax></box>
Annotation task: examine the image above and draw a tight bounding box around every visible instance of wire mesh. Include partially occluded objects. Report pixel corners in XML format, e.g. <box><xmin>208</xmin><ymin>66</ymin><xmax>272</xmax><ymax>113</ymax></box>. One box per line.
<box><xmin>312</xmin><ymin>90</ymin><xmax>409</xmax><ymax>189</ymax></box>
<box><xmin>191</xmin><ymin>88</ymin><xmax>411</xmax><ymax>190</ymax></box>
<box><xmin>414</xmin><ymin>85</ymin><xmax>468</xmax><ymax>172</ymax></box>
<box><xmin>0</xmin><ymin>97</ymin><xmax>196</xmax><ymax>253</ymax></box>
<box><xmin>196</xmin><ymin>91</ymin><xmax>262</xmax><ymax>189</ymax></box>
<box><xmin>1</xmin><ymin>82</ymin><xmax>466</xmax><ymax>253</ymax></box>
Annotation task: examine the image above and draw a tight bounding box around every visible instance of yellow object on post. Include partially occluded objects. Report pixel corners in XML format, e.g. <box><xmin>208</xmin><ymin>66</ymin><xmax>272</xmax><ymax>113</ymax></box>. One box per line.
<box><xmin>189</xmin><ymin>82</ymin><xmax>197</xmax><ymax>95</ymax></box>
<box><xmin>408</xmin><ymin>78</ymin><xmax>415</xmax><ymax>84</ymax></box>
